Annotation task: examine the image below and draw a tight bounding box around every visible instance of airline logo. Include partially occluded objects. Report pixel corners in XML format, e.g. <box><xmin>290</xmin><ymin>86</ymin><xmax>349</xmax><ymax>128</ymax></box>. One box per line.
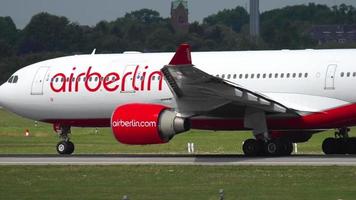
<box><xmin>112</xmin><ymin>119</ymin><xmax>157</xmax><ymax>128</ymax></box>
<box><xmin>50</xmin><ymin>65</ymin><xmax>163</xmax><ymax>93</ymax></box>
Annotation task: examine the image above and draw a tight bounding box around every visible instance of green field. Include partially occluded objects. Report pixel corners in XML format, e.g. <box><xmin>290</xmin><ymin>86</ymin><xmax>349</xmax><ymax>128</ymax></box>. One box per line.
<box><xmin>0</xmin><ymin>108</ymin><xmax>351</xmax><ymax>154</ymax></box>
<box><xmin>1</xmin><ymin>165</ymin><xmax>356</xmax><ymax>200</ymax></box>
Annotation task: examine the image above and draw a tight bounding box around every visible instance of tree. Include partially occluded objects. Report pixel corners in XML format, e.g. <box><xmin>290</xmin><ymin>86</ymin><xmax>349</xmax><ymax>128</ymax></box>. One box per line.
<box><xmin>18</xmin><ymin>12</ymin><xmax>81</xmax><ymax>54</ymax></box>
<box><xmin>124</xmin><ymin>9</ymin><xmax>163</xmax><ymax>24</ymax></box>
<box><xmin>0</xmin><ymin>17</ymin><xmax>18</xmax><ymax>44</ymax></box>
<box><xmin>203</xmin><ymin>6</ymin><xmax>249</xmax><ymax>32</ymax></box>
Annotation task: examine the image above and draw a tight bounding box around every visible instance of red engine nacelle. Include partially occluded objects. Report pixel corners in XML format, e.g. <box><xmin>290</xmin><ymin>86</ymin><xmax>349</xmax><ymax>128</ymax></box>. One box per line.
<box><xmin>111</xmin><ymin>104</ymin><xmax>190</xmax><ymax>145</ymax></box>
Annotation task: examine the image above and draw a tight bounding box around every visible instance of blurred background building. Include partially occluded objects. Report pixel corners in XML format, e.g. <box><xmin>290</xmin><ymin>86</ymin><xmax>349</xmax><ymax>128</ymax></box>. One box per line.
<box><xmin>250</xmin><ymin>0</ymin><xmax>260</xmax><ymax>37</ymax></box>
<box><xmin>171</xmin><ymin>0</ymin><xmax>189</xmax><ymax>33</ymax></box>
<box><xmin>309</xmin><ymin>25</ymin><xmax>356</xmax><ymax>45</ymax></box>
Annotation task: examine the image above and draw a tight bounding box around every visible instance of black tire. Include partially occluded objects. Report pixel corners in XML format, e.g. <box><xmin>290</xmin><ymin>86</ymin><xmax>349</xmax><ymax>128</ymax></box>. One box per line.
<box><xmin>334</xmin><ymin>138</ymin><xmax>347</xmax><ymax>154</ymax></box>
<box><xmin>264</xmin><ymin>139</ymin><xmax>282</xmax><ymax>156</ymax></box>
<box><xmin>67</xmin><ymin>141</ymin><xmax>75</xmax><ymax>155</ymax></box>
<box><xmin>347</xmin><ymin>138</ymin><xmax>356</xmax><ymax>155</ymax></box>
<box><xmin>56</xmin><ymin>141</ymin><xmax>75</xmax><ymax>155</ymax></box>
<box><xmin>322</xmin><ymin>138</ymin><xmax>336</xmax><ymax>154</ymax></box>
<box><xmin>280</xmin><ymin>139</ymin><xmax>293</xmax><ymax>156</ymax></box>
<box><xmin>243</xmin><ymin>139</ymin><xmax>262</xmax><ymax>157</ymax></box>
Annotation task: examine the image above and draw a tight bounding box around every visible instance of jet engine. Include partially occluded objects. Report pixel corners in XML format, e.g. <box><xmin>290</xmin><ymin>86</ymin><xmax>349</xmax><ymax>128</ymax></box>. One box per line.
<box><xmin>111</xmin><ymin>104</ymin><xmax>190</xmax><ymax>145</ymax></box>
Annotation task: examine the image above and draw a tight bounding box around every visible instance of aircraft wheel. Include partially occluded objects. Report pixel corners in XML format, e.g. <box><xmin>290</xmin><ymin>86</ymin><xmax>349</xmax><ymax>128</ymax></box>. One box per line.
<box><xmin>280</xmin><ymin>139</ymin><xmax>293</xmax><ymax>156</ymax></box>
<box><xmin>243</xmin><ymin>139</ymin><xmax>262</xmax><ymax>157</ymax></box>
<box><xmin>335</xmin><ymin>138</ymin><xmax>347</xmax><ymax>154</ymax></box>
<box><xmin>56</xmin><ymin>141</ymin><xmax>75</xmax><ymax>155</ymax></box>
<box><xmin>264</xmin><ymin>139</ymin><xmax>282</xmax><ymax>156</ymax></box>
<box><xmin>67</xmin><ymin>141</ymin><xmax>75</xmax><ymax>154</ymax></box>
<box><xmin>322</xmin><ymin>138</ymin><xmax>336</xmax><ymax>154</ymax></box>
<box><xmin>347</xmin><ymin>138</ymin><xmax>356</xmax><ymax>154</ymax></box>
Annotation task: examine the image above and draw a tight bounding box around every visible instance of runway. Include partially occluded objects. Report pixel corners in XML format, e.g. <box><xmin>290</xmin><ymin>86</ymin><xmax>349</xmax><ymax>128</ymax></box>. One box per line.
<box><xmin>1</xmin><ymin>154</ymin><xmax>356</xmax><ymax>166</ymax></box>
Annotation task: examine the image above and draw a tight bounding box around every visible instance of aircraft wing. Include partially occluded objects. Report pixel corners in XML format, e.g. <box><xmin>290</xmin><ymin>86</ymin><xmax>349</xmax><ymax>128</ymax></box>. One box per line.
<box><xmin>161</xmin><ymin>44</ymin><xmax>299</xmax><ymax>118</ymax></box>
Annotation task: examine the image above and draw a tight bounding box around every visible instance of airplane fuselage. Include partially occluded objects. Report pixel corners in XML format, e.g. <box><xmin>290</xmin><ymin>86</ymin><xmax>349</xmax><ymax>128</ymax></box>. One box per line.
<box><xmin>1</xmin><ymin>49</ymin><xmax>356</xmax><ymax>130</ymax></box>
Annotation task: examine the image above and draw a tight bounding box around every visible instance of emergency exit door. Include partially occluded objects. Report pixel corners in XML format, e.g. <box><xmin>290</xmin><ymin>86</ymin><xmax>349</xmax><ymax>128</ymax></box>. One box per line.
<box><xmin>324</xmin><ymin>64</ymin><xmax>337</xmax><ymax>90</ymax></box>
<box><xmin>31</xmin><ymin>66</ymin><xmax>49</xmax><ymax>95</ymax></box>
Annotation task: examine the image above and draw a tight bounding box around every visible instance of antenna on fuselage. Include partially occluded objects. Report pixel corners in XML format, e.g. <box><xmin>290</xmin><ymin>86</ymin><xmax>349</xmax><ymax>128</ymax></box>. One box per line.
<box><xmin>91</xmin><ymin>49</ymin><xmax>96</xmax><ymax>55</ymax></box>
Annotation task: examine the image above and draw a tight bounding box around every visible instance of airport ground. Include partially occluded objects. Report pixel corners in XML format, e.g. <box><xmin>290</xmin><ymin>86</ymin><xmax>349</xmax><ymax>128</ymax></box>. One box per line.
<box><xmin>1</xmin><ymin>109</ymin><xmax>356</xmax><ymax>199</ymax></box>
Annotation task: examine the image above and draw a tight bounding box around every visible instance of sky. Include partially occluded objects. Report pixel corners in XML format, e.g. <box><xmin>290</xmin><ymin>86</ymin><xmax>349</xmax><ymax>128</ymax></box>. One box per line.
<box><xmin>1</xmin><ymin>0</ymin><xmax>356</xmax><ymax>29</ymax></box>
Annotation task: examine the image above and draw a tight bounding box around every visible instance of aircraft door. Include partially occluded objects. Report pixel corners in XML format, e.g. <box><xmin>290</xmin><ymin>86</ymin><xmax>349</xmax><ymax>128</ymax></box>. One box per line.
<box><xmin>324</xmin><ymin>64</ymin><xmax>337</xmax><ymax>90</ymax></box>
<box><xmin>31</xmin><ymin>66</ymin><xmax>49</xmax><ymax>95</ymax></box>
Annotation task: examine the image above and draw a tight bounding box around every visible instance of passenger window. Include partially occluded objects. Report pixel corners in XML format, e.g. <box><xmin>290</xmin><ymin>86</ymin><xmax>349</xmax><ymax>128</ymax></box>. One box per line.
<box><xmin>227</xmin><ymin>74</ymin><xmax>231</xmax><ymax>79</ymax></box>
<box><xmin>152</xmin><ymin>76</ymin><xmax>155</xmax><ymax>80</ymax></box>
<box><xmin>89</xmin><ymin>77</ymin><xmax>92</xmax><ymax>82</ymax></box>
<box><xmin>305</xmin><ymin>73</ymin><xmax>308</xmax><ymax>78</ymax></box>
<box><xmin>257</xmin><ymin>74</ymin><xmax>260</xmax><ymax>79</ymax></box>
<box><xmin>353</xmin><ymin>72</ymin><xmax>356</xmax><ymax>77</ymax></box>
<box><xmin>286</xmin><ymin>73</ymin><xmax>290</xmax><ymax>78</ymax></box>
<box><xmin>222</xmin><ymin>74</ymin><xmax>225</xmax><ymax>79</ymax></box>
<box><xmin>245</xmin><ymin>74</ymin><xmax>249</xmax><ymax>79</ymax></box>
<box><xmin>293</xmin><ymin>73</ymin><xmax>296</xmax><ymax>78</ymax></box>
<box><xmin>251</xmin><ymin>74</ymin><xmax>254</xmax><ymax>79</ymax></box>
<box><xmin>275</xmin><ymin>73</ymin><xmax>278</xmax><ymax>78</ymax></box>
<box><xmin>299</xmin><ymin>73</ymin><xmax>302</xmax><ymax>78</ymax></box>
<box><xmin>94</xmin><ymin>77</ymin><xmax>98</xmax><ymax>82</ymax></box>
<box><xmin>233</xmin><ymin>74</ymin><xmax>237</xmax><ymax>79</ymax></box>
<box><xmin>347</xmin><ymin>72</ymin><xmax>350</xmax><ymax>77</ymax></box>
<box><xmin>216</xmin><ymin>75</ymin><xmax>219</xmax><ymax>78</ymax></box>
<box><xmin>263</xmin><ymin>74</ymin><xmax>266</xmax><ymax>78</ymax></box>
<box><xmin>281</xmin><ymin>73</ymin><xmax>284</xmax><ymax>78</ymax></box>
<box><xmin>55</xmin><ymin>78</ymin><xmax>59</xmax><ymax>82</ymax></box>
<box><xmin>239</xmin><ymin>74</ymin><xmax>243</xmax><ymax>79</ymax></box>
<box><xmin>269</xmin><ymin>73</ymin><xmax>272</xmax><ymax>78</ymax></box>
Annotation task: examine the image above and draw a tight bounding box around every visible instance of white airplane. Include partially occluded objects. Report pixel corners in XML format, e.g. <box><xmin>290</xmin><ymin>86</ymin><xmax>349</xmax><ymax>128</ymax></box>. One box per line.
<box><xmin>1</xmin><ymin>43</ymin><xmax>356</xmax><ymax>156</ymax></box>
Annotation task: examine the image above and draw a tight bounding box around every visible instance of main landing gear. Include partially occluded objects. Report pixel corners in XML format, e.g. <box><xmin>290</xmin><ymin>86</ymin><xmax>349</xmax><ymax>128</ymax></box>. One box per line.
<box><xmin>56</xmin><ymin>125</ymin><xmax>75</xmax><ymax>155</ymax></box>
<box><xmin>243</xmin><ymin>138</ymin><xmax>293</xmax><ymax>157</ymax></box>
<box><xmin>322</xmin><ymin>128</ymin><xmax>356</xmax><ymax>155</ymax></box>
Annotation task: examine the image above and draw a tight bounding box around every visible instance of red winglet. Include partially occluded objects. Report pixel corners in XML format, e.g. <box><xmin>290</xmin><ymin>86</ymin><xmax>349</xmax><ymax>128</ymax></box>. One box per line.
<box><xmin>169</xmin><ymin>43</ymin><xmax>192</xmax><ymax>65</ymax></box>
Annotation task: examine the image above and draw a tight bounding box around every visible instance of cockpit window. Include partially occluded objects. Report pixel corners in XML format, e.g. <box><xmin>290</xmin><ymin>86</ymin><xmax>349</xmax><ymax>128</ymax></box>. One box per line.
<box><xmin>12</xmin><ymin>76</ymin><xmax>18</xmax><ymax>83</ymax></box>
<box><xmin>8</xmin><ymin>76</ymin><xmax>14</xmax><ymax>83</ymax></box>
<box><xmin>7</xmin><ymin>75</ymin><xmax>18</xmax><ymax>84</ymax></box>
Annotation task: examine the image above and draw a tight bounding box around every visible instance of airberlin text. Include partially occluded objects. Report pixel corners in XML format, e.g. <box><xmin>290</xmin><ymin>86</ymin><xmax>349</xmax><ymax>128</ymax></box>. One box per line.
<box><xmin>50</xmin><ymin>65</ymin><xmax>163</xmax><ymax>93</ymax></box>
<box><xmin>112</xmin><ymin>120</ymin><xmax>157</xmax><ymax>128</ymax></box>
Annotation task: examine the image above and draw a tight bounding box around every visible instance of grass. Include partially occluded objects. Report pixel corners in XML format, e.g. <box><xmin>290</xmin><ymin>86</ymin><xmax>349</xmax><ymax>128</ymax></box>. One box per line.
<box><xmin>0</xmin><ymin>108</ymin><xmax>353</xmax><ymax>154</ymax></box>
<box><xmin>0</xmin><ymin>165</ymin><xmax>356</xmax><ymax>200</ymax></box>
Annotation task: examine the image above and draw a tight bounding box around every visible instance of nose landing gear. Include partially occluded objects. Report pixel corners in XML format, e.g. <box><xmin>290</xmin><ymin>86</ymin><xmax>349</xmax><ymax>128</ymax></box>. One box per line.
<box><xmin>55</xmin><ymin>125</ymin><xmax>75</xmax><ymax>155</ymax></box>
<box><xmin>322</xmin><ymin>128</ymin><xmax>356</xmax><ymax>155</ymax></box>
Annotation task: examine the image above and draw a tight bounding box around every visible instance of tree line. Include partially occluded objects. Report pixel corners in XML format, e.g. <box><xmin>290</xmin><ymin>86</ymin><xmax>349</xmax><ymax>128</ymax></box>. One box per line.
<box><xmin>1</xmin><ymin>3</ymin><xmax>356</xmax><ymax>83</ymax></box>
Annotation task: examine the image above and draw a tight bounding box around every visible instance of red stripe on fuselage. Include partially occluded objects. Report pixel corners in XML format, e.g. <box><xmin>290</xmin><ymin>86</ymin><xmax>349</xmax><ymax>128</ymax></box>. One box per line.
<box><xmin>42</xmin><ymin>103</ymin><xmax>356</xmax><ymax>130</ymax></box>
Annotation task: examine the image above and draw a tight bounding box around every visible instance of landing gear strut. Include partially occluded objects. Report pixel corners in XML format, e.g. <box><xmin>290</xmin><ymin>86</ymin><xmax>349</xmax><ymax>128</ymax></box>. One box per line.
<box><xmin>243</xmin><ymin>138</ymin><xmax>293</xmax><ymax>157</ymax></box>
<box><xmin>322</xmin><ymin>127</ymin><xmax>356</xmax><ymax>155</ymax></box>
<box><xmin>56</xmin><ymin>125</ymin><xmax>75</xmax><ymax>155</ymax></box>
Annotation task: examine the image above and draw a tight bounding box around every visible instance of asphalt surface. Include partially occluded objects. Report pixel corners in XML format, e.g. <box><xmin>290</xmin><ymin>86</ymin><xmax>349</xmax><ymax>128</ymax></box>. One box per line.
<box><xmin>0</xmin><ymin>154</ymin><xmax>356</xmax><ymax>166</ymax></box>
